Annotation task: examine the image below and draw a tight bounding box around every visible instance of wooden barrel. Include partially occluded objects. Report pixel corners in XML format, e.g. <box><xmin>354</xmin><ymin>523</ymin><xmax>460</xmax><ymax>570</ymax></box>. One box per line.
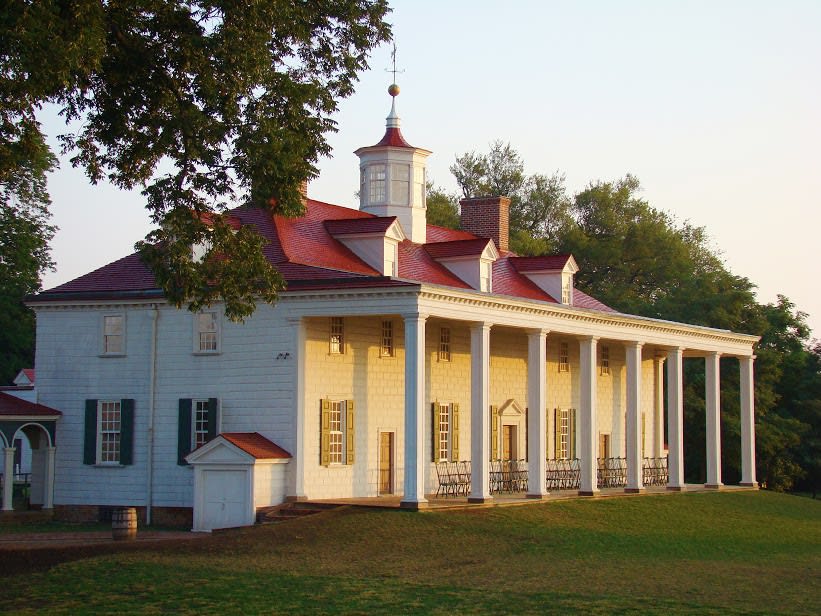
<box><xmin>112</xmin><ymin>507</ymin><xmax>138</xmax><ymax>541</ymax></box>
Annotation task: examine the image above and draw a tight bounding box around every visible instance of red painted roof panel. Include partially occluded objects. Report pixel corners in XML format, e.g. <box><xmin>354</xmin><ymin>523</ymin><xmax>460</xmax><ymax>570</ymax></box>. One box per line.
<box><xmin>0</xmin><ymin>391</ymin><xmax>62</xmax><ymax>417</ymax></box>
<box><xmin>220</xmin><ymin>432</ymin><xmax>292</xmax><ymax>459</ymax></box>
<box><xmin>425</xmin><ymin>238</ymin><xmax>493</xmax><ymax>259</ymax></box>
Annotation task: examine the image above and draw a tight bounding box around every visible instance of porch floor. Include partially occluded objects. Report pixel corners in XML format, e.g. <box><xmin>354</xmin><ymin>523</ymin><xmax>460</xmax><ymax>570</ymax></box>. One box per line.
<box><xmin>304</xmin><ymin>483</ymin><xmax>758</xmax><ymax>511</ymax></box>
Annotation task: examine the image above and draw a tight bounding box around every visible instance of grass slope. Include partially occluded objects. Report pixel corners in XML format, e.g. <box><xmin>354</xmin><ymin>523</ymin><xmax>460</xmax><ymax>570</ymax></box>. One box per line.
<box><xmin>1</xmin><ymin>491</ymin><xmax>819</xmax><ymax>614</ymax></box>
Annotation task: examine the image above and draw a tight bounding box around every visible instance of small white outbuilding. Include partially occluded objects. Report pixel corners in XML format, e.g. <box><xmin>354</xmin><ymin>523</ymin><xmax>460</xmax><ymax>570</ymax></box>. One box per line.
<box><xmin>185</xmin><ymin>432</ymin><xmax>291</xmax><ymax>532</ymax></box>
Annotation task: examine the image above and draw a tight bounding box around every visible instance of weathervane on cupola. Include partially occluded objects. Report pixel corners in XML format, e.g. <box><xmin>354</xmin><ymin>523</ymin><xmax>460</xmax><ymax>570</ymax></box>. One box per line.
<box><xmin>353</xmin><ymin>42</ymin><xmax>432</xmax><ymax>243</ymax></box>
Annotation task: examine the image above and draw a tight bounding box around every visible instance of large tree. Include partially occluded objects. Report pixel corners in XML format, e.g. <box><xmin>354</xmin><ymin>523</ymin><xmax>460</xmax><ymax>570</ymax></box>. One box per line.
<box><xmin>1</xmin><ymin>0</ymin><xmax>391</xmax><ymax>319</ymax></box>
<box><xmin>0</xmin><ymin>114</ymin><xmax>56</xmax><ymax>383</ymax></box>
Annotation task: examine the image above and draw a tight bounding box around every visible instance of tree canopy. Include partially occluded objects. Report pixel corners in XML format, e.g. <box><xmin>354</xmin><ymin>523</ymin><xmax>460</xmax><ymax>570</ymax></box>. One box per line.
<box><xmin>1</xmin><ymin>0</ymin><xmax>392</xmax><ymax>320</ymax></box>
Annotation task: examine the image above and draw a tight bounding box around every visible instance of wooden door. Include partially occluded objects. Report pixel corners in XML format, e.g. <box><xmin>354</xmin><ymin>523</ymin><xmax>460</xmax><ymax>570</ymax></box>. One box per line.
<box><xmin>379</xmin><ymin>432</ymin><xmax>393</xmax><ymax>495</ymax></box>
<box><xmin>599</xmin><ymin>433</ymin><xmax>610</xmax><ymax>459</ymax></box>
<box><xmin>503</xmin><ymin>425</ymin><xmax>516</xmax><ymax>461</ymax></box>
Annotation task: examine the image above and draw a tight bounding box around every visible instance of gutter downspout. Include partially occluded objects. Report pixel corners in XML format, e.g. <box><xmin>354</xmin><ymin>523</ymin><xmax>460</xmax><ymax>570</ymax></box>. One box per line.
<box><xmin>146</xmin><ymin>305</ymin><xmax>159</xmax><ymax>526</ymax></box>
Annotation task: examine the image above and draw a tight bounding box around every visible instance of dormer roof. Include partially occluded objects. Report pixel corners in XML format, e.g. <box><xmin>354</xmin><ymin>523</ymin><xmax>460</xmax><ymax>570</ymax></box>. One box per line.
<box><xmin>324</xmin><ymin>216</ymin><xmax>405</xmax><ymax>241</ymax></box>
<box><xmin>509</xmin><ymin>254</ymin><xmax>579</xmax><ymax>274</ymax></box>
<box><xmin>425</xmin><ymin>238</ymin><xmax>499</xmax><ymax>260</ymax></box>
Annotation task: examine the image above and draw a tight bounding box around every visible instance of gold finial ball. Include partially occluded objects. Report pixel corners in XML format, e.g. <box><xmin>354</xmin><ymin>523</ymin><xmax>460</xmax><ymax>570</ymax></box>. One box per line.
<box><xmin>388</xmin><ymin>83</ymin><xmax>400</xmax><ymax>97</ymax></box>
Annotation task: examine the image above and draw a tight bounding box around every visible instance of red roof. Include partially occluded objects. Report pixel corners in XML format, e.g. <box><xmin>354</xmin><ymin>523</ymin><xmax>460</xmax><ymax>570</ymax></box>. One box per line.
<box><xmin>509</xmin><ymin>255</ymin><xmax>573</xmax><ymax>272</ymax></box>
<box><xmin>372</xmin><ymin>126</ymin><xmax>414</xmax><ymax>148</ymax></box>
<box><xmin>425</xmin><ymin>238</ymin><xmax>494</xmax><ymax>259</ymax></box>
<box><xmin>220</xmin><ymin>432</ymin><xmax>292</xmax><ymax>459</ymax></box>
<box><xmin>324</xmin><ymin>216</ymin><xmax>399</xmax><ymax>236</ymax></box>
<box><xmin>0</xmin><ymin>392</ymin><xmax>62</xmax><ymax>417</ymax></box>
<box><xmin>33</xmin><ymin>197</ymin><xmax>612</xmax><ymax>313</ymax></box>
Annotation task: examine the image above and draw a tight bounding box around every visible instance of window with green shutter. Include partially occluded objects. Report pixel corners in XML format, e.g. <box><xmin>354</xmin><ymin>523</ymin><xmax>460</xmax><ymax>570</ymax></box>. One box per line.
<box><xmin>83</xmin><ymin>398</ymin><xmax>134</xmax><ymax>465</ymax></box>
<box><xmin>178</xmin><ymin>398</ymin><xmax>220</xmax><ymax>465</ymax></box>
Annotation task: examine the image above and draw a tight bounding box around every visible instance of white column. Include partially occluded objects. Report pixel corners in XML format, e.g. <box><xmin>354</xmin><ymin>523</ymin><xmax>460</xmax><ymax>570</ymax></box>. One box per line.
<box><xmin>705</xmin><ymin>352</ymin><xmax>723</xmax><ymax>488</ymax></box>
<box><xmin>527</xmin><ymin>328</ymin><xmax>548</xmax><ymax>498</ymax></box>
<box><xmin>289</xmin><ymin>317</ymin><xmax>307</xmax><ymax>500</ymax></box>
<box><xmin>579</xmin><ymin>336</ymin><xmax>598</xmax><ymax>495</ymax></box>
<box><xmin>469</xmin><ymin>322</ymin><xmax>492</xmax><ymax>503</ymax></box>
<box><xmin>653</xmin><ymin>354</ymin><xmax>665</xmax><ymax>458</ymax></box>
<box><xmin>667</xmin><ymin>348</ymin><xmax>685</xmax><ymax>491</ymax></box>
<box><xmin>739</xmin><ymin>355</ymin><xmax>757</xmax><ymax>487</ymax></box>
<box><xmin>2</xmin><ymin>447</ymin><xmax>15</xmax><ymax>511</ymax></box>
<box><xmin>44</xmin><ymin>446</ymin><xmax>56</xmax><ymax>509</ymax></box>
<box><xmin>401</xmin><ymin>313</ymin><xmax>428</xmax><ymax>509</ymax></box>
<box><xmin>625</xmin><ymin>342</ymin><xmax>644</xmax><ymax>492</ymax></box>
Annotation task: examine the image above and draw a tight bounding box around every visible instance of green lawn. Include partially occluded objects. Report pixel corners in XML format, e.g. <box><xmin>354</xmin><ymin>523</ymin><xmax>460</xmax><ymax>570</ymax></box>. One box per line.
<box><xmin>1</xmin><ymin>491</ymin><xmax>819</xmax><ymax>614</ymax></box>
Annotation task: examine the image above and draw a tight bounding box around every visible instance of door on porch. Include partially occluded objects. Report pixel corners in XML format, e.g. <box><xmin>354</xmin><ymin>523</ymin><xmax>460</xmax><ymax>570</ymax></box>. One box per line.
<box><xmin>502</xmin><ymin>425</ymin><xmax>517</xmax><ymax>461</ymax></box>
<box><xmin>599</xmin><ymin>433</ymin><xmax>611</xmax><ymax>459</ymax></box>
<box><xmin>378</xmin><ymin>431</ymin><xmax>394</xmax><ymax>495</ymax></box>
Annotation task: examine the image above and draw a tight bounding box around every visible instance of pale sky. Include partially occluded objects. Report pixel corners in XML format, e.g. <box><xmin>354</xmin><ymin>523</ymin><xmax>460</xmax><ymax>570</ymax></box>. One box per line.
<box><xmin>40</xmin><ymin>0</ymin><xmax>821</xmax><ymax>337</ymax></box>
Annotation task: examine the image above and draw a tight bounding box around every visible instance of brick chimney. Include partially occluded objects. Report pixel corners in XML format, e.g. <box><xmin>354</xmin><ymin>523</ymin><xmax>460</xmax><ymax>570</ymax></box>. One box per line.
<box><xmin>459</xmin><ymin>196</ymin><xmax>510</xmax><ymax>252</ymax></box>
<box><xmin>299</xmin><ymin>179</ymin><xmax>309</xmax><ymax>207</ymax></box>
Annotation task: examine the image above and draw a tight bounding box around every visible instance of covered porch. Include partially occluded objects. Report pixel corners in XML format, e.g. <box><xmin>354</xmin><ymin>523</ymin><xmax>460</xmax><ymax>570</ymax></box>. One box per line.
<box><xmin>0</xmin><ymin>392</ymin><xmax>61</xmax><ymax>512</ymax></box>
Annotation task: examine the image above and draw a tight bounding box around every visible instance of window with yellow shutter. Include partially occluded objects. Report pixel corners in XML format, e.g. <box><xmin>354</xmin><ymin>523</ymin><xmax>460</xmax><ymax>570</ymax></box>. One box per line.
<box><xmin>320</xmin><ymin>398</ymin><xmax>355</xmax><ymax>466</ymax></box>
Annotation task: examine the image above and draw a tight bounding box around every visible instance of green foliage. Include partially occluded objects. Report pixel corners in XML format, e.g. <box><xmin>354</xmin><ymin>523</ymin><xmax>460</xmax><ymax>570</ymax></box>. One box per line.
<box><xmin>425</xmin><ymin>183</ymin><xmax>459</xmax><ymax>230</ymax></box>
<box><xmin>0</xmin><ymin>102</ymin><xmax>56</xmax><ymax>383</ymax></box>
<box><xmin>1</xmin><ymin>0</ymin><xmax>392</xmax><ymax>319</ymax></box>
<box><xmin>450</xmin><ymin>140</ymin><xmax>570</xmax><ymax>254</ymax></box>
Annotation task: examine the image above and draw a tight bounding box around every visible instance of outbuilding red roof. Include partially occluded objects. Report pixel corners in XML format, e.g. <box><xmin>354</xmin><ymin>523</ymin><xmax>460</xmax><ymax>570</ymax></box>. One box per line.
<box><xmin>0</xmin><ymin>392</ymin><xmax>62</xmax><ymax>417</ymax></box>
<box><xmin>32</xmin><ymin>196</ymin><xmax>613</xmax><ymax>313</ymax></box>
<box><xmin>220</xmin><ymin>432</ymin><xmax>292</xmax><ymax>459</ymax></box>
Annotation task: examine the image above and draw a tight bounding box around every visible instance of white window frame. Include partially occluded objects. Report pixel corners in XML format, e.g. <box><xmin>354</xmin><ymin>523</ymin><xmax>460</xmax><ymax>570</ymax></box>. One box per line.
<box><xmin>193</xmin><ymin>311</ymin><xmax>220</xmax><ymax>354</ymax></box>
<box><xmin>435</xmin><ymin>403</ymin><xmax>457</xmax><ymax>462</ymax></box>
<box><xmin>380</xmin><ymin>320</ymin><xmax>394</xmax><ymax>358</ymax></box>
<box><xmin>390</xmin><ymin>163</ymin><xmax>409</xmax><ymax>205</ymax></box>
<box><xmin>329</xmin><ymin>400</ymin><xmax>345</xmax><ymax>465</ymax></box>
<box><xmin>101</xmin><ymin>313</ymin><xmax>125</xmax><ymax>356</ymax></box>
<box><xmin>368</xmin><ymin>165</ymin><xmax>386</xmax><ymax>203</ymax></box>
<box><xmin>601</xmin><ymin>345</ymin><xmax>611</xmax><ymax>375</ymax></box>
<box><xmin>97</xmin><ymin>400</ymin><xmax>122</xmax><ymax>464</ymax></box>
<box><xmin>192</xmin><ymin>398</ymin><xmax>211</xmax><ymax>450</ymax></box>
<box><xmin>329</xmin><ymin>317</ymin><xmax>345</xmax><ymax>355</ymax></box>
<box><xmin>558</xmin><ymin>408</ymin><xmax>572</xmax><ymax>460</ymax></box>
<box><xmin>558</xmin><ymin>341</ymin><xmax>570</xmax><ymax>373</ymax></box>
<box><xmin>438</xmin><ymin>327</ymin><xmax>451</xmax><ymax>362</ymax></box>
<box><xmin>480</xmin><ymin>261</ymin><xmax>492</xmax><ymax>292</ymax></box>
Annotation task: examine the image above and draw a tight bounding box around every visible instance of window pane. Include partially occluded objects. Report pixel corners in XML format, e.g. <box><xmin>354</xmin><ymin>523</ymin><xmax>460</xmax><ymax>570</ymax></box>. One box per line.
<box><xmin>99</xmin><ymin>401</ymin><xmax>122</xmax><ymax>463</ymax></box>
<box><xmin>194</xmin><ymin>399</ymin><xmax>210</xmax><ymax>449</ymax></box>
<box><xmin>369</xmin><ymin>165</ymin><xmax>386</xmax><ymax>203</ymax></box>
<box><xmin>198</xmin><ymin>313</ymin><xmax>218</xmax><ymax>351</ymax></box>
<box><xmin>104</xmin><ymin>316</ymin><xmax>123</xmax><ymax>353</ymax></box>
<box><xmin>330</xmin><ymin>317</ymin><xmax>344</xmax><ymax>354</ymax></box>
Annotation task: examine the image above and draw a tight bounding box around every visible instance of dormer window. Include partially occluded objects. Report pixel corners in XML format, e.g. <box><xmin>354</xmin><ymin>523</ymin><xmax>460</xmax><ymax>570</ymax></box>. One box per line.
<box><xmin>368</xmin><ymin>165</ymin><xmax>386</xmax><ymax>203</ymax></box>
<box><xmin>384</xmin><ymin>242</ymin><xmax>397</xmax><ymax>277</ymax></box>
<box><xmin>480</xmin><ymin>261</ymin><xmax>492</xmax><ymax>292</ymax></box>
<box><xmin>562</xmin><ymin>276</ymin><xmax>572</xmax><ymax>304</ymax></box>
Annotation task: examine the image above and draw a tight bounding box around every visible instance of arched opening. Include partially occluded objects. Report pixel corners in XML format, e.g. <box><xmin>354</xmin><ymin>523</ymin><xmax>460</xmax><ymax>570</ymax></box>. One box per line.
<box><xmin>10</xmin><ymin>424</ymin><xmax>53</xmax><ymax>510</ymax></box>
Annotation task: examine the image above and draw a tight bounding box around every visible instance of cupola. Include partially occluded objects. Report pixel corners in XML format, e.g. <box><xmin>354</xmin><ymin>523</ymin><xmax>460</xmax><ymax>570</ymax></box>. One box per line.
<box><xmin>354</xmin><ymin>84</ymin><xmax>431</xmax><ymax>243</ymax></box>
